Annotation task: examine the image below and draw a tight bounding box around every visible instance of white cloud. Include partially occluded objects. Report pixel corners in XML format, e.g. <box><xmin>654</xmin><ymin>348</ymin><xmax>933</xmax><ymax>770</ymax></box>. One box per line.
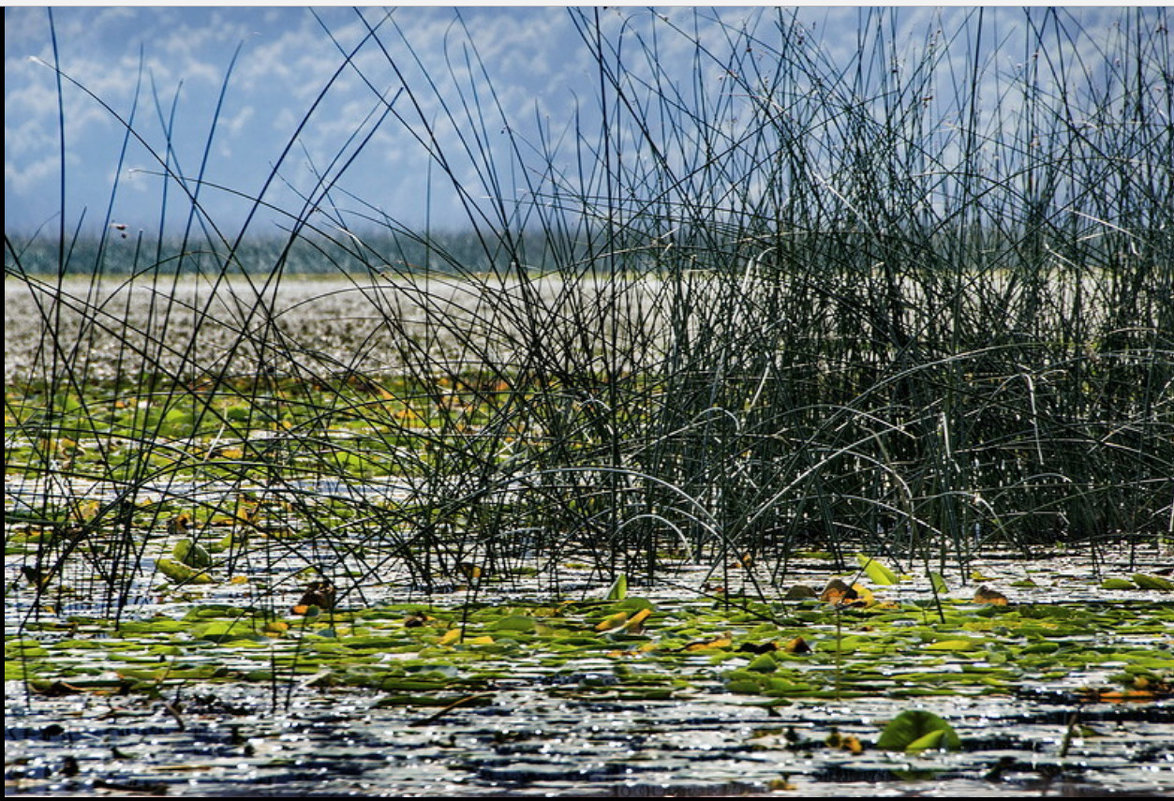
<box><xmin>3</xmin><ymin>5</ymin><xmax>1159</xmax><ymax>237</ymax></box>
<box><xmin>4</xmin><ymin>151</ymin><xmax>60</xmax><ymax>196</ymax></box>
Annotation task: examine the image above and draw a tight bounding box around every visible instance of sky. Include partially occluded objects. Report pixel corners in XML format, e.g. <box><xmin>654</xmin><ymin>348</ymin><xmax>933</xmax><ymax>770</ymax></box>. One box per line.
<box><xmin>3</xmin><ymin>5</ymin><xmax>1150</xmax><ymax>241</ymax></box>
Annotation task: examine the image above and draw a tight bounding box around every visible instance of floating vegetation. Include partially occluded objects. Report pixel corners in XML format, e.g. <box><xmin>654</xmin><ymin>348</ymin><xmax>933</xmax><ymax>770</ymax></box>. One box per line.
<box><xmin>6</xmin><ymin>559</ymin><xmax>1174</xmax><ymax>795</ymax></box>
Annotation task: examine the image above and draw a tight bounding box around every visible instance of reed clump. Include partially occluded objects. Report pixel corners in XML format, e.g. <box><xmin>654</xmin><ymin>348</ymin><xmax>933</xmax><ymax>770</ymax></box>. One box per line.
<box><xmin>5</xmin><ymin>7</ymin><xmax>1171</xmax><ymax>615</ymax></box>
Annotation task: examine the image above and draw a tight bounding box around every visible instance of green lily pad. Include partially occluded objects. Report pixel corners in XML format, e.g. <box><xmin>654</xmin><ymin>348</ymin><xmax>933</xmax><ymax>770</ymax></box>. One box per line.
<box><xmin>746</xmin><ymin>652</ymin><xmax>778</xmax><ymax>673</ymax></box>
<box><xmin>923</xmin><ymin>638</ymin><xmax>981</xmax><ymax>652</ymax></box>
<box><xmin>486</xmin><ymin>615</ymin><xmax>537</xmax><ymax>633</ymax></box>
<box><xmin>156</xmin><ymin>558</ymin><xmax>214</xmax><ymax>584</ymax></box>
<box><xmin>173</xmin><ymin>538</ymin><xmax>212</xmax><ymax>568</ymax></box>
<box><xmin>877</xmin><ymin>710</ymin><xmax>962</xmax><ymax>753</ymax></box>
<box><xmin>1131</xmin><ymin>574</ymin><xmax>1174</xmax><ymax>591</ymax></box>
<box><xmin>1020</xmin><ymin>641</ymin><xmax>1060</xmax><ymax>655</ymax></box>
<box><xmin>607</xmin><ymin>574</ymin><xmax>628</xmax><ymax>600</ymax></box>
<box><xmin>856</xmin><ymin>554</ymin><xmax>898</xmax><ymax>585</ymax></box>
<box><xmin>905</xmin><ymin>729</ymin><xmax>950</xmax><ymax>753</ymax></box>
<box><xmin>198</xmin><ymin>621</ymin><xmax>268</xmax><ymax>643</ymax></box>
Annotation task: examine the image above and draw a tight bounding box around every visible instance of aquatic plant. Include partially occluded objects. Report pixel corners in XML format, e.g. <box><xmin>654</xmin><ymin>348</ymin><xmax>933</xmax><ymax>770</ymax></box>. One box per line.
<box><xmin>4</xmin><ymin>7</ymin><xmax>1172</xmax><ymax>619</ymax></box>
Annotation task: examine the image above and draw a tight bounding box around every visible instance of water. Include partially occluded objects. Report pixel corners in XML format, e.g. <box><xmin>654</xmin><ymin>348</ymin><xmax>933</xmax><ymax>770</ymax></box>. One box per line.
<box><xmin>7</xmin><ymin>673</ymin><xmax>1172</xmax><ymax>796</ymax></box>
<box><xmin>6</xmin><ymin>549</ymin><xmax>1174</xmax><ymax>797</ymax></box>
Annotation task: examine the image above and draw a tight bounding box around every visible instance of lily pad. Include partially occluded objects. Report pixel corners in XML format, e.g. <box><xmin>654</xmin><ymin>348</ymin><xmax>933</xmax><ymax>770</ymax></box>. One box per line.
<box><xmin>173</xmin><ymin>538</ymin><xmax>212</xmax><ymax>568</ymax></box>
<box><xmin>156</xmin><ymin>558</ymin><xmax>214</xmax><ymax>584</ymax></box>
<box><xmin>606</xmin><ymin>574</ymin><xmax>628</xmax><ymax>600</ymax></box>
<box><xmin>1131</xmin><ymin>574</ymin><xmax>1174</xmax><ymax>591</ymax></box>
<box><xmin>877</xmin><ymin>710</ymin><xmax>962</xmax><ymax>753</ymax></box>
<box><xmin>487</xmin><ymin>615</ymin><xmax>537</xmax><ymax>633</ymax></box>
<box><xmin>856</xmin><ymin>554</ymin><xmax>899</xmax><ymax>585</ymax></box>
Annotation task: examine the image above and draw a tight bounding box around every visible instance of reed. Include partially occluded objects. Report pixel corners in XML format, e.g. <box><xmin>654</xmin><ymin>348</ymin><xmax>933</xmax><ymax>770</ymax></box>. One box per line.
<box><xmin>5</xmin><ymin>7</ymin><xmax>1171</xmax><ymax>616</ymax></box>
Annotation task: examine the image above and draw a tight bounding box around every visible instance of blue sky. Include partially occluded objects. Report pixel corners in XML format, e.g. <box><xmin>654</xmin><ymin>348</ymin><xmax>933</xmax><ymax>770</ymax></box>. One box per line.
<box><xmin>4</xmin><ymin>5</ymin><xmax>1143</xmax><ymax>239</ymax></box>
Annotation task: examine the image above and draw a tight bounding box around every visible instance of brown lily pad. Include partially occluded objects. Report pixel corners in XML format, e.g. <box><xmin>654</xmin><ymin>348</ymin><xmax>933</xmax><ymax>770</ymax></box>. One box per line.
<box><xmin>974</xmin><ymin>586</ymin><xmax>1009</xmax><ymax>605</ymax></box>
